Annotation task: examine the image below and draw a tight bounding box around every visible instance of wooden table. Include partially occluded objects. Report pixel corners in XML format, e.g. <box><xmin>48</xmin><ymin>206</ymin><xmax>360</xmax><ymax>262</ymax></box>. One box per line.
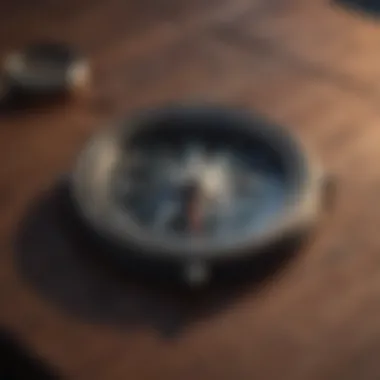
<box><xmin>2</xmin><ymin>0</ymin><xmax>380</xmax><ymax>379</ymax></box>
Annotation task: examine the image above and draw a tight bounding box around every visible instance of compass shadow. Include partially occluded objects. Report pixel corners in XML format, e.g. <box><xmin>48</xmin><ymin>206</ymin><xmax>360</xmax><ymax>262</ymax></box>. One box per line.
<box><xmin>13</xmin><ymin>180</ymin><xmax>300</xmax><ymax>338</ymax></box>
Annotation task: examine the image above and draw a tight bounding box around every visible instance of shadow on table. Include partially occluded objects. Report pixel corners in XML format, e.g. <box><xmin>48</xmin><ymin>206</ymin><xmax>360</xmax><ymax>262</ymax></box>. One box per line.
<box><xmin>13</xmin><ymin>180</ymin><xmax>302</xmax><ymax>338</ymax></box>
<box><xmin>0</xmin><ymin>329</ymin><xmax>60</xmax><ymax>379</ymax></box>
<box><xmin>332</xmin><ymin>0</ymin><xmax>380</xmax><ymax>17</ymax></box>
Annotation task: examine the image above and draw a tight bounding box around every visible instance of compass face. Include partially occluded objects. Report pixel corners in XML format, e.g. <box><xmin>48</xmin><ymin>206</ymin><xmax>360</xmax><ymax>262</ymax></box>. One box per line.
<box><xmin>109</xmin><ymin>118</ymin><xmax>290</xmax><ymax>246</ymax></box>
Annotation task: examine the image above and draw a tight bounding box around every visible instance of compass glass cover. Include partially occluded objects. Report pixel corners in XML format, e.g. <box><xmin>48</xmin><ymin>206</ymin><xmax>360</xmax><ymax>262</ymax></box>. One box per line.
<box><xmin>109</xmin><ymin>116</ymin><xmax>290</xmax><ymax>243</ymax></box>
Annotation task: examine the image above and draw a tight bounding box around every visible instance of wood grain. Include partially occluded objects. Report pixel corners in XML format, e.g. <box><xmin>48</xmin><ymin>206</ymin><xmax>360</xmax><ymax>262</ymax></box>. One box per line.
<box><xmin>1</xmin><ymin>0</ymin><xmax>380</xmax><ymax>379</ymax></box>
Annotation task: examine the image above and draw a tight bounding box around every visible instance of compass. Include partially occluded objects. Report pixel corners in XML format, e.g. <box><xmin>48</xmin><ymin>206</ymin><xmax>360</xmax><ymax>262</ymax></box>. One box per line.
<box><xmin>70</xmin><ymin>105</ymin><xmax>328</xmax><ymax>286</ymax></box>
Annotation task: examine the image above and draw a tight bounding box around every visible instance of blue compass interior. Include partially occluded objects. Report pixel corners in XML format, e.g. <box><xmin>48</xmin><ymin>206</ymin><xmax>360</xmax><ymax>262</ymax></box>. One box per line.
<box><xmin>111</xmin><ymin>119</ymin><xmax>290</xmax><ymax>241</ymax></box>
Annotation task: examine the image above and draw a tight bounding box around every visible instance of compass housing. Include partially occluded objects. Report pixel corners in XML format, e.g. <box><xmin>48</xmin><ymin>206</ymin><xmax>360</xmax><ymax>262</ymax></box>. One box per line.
<box><xmin>70</xmin><ymin>105</ymin><xmax>326</xmax><ymax>285</ymax></box>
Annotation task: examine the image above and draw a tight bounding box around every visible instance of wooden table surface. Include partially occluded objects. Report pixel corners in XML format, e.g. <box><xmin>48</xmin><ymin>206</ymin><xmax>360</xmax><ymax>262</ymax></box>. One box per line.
<box><xmin>2</xmin><ymin>0</ymin><xmax>380</xmax><ymax>379</ymax></box>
